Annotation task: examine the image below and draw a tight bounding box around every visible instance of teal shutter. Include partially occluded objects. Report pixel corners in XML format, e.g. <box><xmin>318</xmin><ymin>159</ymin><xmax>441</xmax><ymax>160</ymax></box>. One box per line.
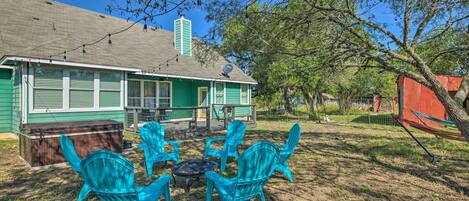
<box><xmin>100</xmin><ymin>72</ymin><xmax>121</xmax><ymax>108</ymax></box>
<box><xmin>70</xmin><ymin>70</ymin><xmax>94</xmax><ymax>108</ymax></box>
<box><xmin>33</xmin><ymin>67</ymin><xmax>63</xmax><ymax>109</ymax></box>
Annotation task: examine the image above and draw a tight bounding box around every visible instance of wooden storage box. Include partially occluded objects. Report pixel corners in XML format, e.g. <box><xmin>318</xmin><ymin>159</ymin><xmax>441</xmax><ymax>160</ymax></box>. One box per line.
<box><xmin>19</xmin><ymin>120</ymin><xmax>123</xmax><ymax>167</ymax></box>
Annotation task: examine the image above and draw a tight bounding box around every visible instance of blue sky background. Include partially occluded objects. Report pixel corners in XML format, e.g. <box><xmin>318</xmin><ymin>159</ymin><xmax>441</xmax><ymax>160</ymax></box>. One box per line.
<box><xmin>56</xmin><ymin>0</ymin><xmax>212</xmax><ymax>38</ymax></box>
<box><xmin>56</xmin><ymin>0</ymin><xmax>401</xmax><ymax>43</ymax></box>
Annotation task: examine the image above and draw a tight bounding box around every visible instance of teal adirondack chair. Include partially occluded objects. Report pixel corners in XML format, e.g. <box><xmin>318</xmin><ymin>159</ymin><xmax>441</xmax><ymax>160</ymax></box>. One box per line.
<box><xmin>275</xmin><ymin>123</ymin><xmax>302</xmax><ymax>182</ymax></box>
<box><xmin>59</xmin><ymin>135</ymin><xmax>91</xmax><ymax>201</ymax></box>
<box><xmin>80</xmin><ymin>150</ymin><xmax>171</xmax><ymax>201</ymax></box>
<box><xmin>203</xmin><ymin>120</ymin><xmax>246</xmax><ymax>172</ymax></box>
<box><xmin>139</xmin><ymin>122</ymin><xmax>180</xmax><ymax>178</ymax></box>
<box><xmin>205</xmin><ymin>142</ymin><xmax>280</xmax><ymax>201</ymax></box>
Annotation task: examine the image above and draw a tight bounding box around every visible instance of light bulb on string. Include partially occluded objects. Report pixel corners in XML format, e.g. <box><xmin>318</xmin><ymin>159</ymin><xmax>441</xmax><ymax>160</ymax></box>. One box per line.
<box><xmin>108</xmin><ymin>33</ymin><xmax>112</xmax><ymax>44</ymax></box>
<box><xmin>176</xmin><ymin>54</ymin><xmax>179</xmax><ymax>62</ymax></box>
<box><xmin>49</xmin><ymin>56</ymin><xmax>52</xmax><ymax>63</ymax></box>
<box><xmin>63</xmin><ymin>51</ymin><xmax>67</xmax><ymax>61</ymax></box>
<box><xmin>82</xmin><ymin>45</ymin><xmax>86</xmax><ymax>54</ymax></box>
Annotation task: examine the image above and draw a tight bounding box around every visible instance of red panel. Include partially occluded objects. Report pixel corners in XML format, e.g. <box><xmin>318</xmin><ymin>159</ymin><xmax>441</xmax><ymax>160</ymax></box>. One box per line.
<box><xmin>399</xmin><ymin>75</ymin><xmax>463</xmax><ymax>128</ymax></box>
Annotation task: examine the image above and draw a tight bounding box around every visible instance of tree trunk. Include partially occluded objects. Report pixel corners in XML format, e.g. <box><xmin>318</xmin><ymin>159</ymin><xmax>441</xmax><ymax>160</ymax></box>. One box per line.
<box><xmin>302</xmin><ymin>89</ymin><xmax>319</xmax><ymax>120</ymax></box>
<box><xmin>283</xmin><ymin>85</ymin><xmax>293</xmax><ymax>114</ymax></box>
<box><xmin>412</xmin><ymin>56</ymin><xmax>469</xmax><ymax>141</ymax></box>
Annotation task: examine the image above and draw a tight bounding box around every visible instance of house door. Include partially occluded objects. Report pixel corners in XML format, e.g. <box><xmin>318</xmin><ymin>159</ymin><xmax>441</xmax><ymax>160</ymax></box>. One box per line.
<box><xmin>198</xmin><ymin>87</ymin><xmax>208</xmax><ymax>119</ymax></box>
<box><xmin>0</xmin><ymin>69</ymin><xmax>12</xmax><ymax>132</ymax></box>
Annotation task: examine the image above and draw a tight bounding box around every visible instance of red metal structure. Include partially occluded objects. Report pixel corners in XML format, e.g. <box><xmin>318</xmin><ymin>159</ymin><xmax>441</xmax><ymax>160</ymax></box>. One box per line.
<box><xmin>398</xmin><ymin>75</ymin><xmax>463</xmax><ymax>128</ymax></box>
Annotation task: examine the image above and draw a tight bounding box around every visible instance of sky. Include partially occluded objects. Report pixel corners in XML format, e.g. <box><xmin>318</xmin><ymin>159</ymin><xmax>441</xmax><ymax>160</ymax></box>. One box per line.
<box><xmin>56</xmin><ymin>0</ymin><xmax>401</xmax><ymax>43</ymax></box>
<box><xmin>56</xmin><ymin>0</ymin><xmax>213</xmax><ymax>38</ymax></box>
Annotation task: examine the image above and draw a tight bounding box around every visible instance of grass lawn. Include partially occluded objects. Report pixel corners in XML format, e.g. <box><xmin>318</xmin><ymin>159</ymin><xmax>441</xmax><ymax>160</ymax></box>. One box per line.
<box><xmin>0</xmin><ymin>120</ymin><xmax>468</xmax><ymax>200</ymax></box>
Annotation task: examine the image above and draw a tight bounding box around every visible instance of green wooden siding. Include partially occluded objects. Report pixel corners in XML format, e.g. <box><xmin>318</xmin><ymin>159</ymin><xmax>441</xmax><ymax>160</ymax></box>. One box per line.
<box><xmin>0</xmin><ymin>69</ymin><xmax>13</xmax><ymax>132</ymax></box>
<box><xmin>27</xmin><ymin>111</ymin><xmax>124</xmax><ymax>124</ymax></box>
<box><xmin>182</xmin><ymin>19</ymin><xmax>191</xmax><ymax>56</ymax></box>
<box><xmin>226</xmin><ymin>83</ymin><xmax>250</xmax><ymax>117</ymax></box>
<box><xmin>174</xmin><ymin>20</ymin><xmax>181</xmax><ymax>54</ymax></box>
<box><xmin>174</xmin><ymin>18</ymin><xmax>191</xmax><ymax>56</ymax></box>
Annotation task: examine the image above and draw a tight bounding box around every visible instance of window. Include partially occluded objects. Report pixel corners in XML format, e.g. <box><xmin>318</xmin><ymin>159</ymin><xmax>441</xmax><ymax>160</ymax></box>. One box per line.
<box><xmin>99</xmin><ymin>72</ymin><xmax>121</xmax><ymax>108</ymax></box>
<box><xmin>127</xmin><ymin>80</ymin><xmax>172</xmax><ymax>108</ymax></box>
<box><xmin>69</xmin><ymin>70</ymin><xmax>94</xmax><ymax>108</ymax></box>
<box><xmin>159</xmin><ymin>82</ymin><xmax>171</xmax><ymax>108</ymax></box>
<box><xmin>30</xmin><ymin>65</ymin><xmax>124</xmax><ymax>113</ymax></box>
<box><xmin>215</xmin><ymin>82</ymin><xmax>225</xmax><ymax>104</ymax></box>
<box><xmin>144</xmin><ymin>82</ymin><xmax>156</xmax><ymax>108</ymax></box>
<box><xmin>128</xmin><ymin>80</ymin><xmax>141</xmax><ymax>107</ymax></box>
<box><xmin>33</xmin><ymin>67</ymin><xmax>63</xmax><ymax>109</ymax></box>
<box><xmin>241</xmin><ymin>84</ymin><xmax>249</xmax><ymax>104</ymax></box>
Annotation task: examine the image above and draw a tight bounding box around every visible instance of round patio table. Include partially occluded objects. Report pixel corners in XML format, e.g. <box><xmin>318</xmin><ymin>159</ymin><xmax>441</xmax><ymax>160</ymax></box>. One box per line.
<box><xmin>171</xmin><ymin>159</ymin><xmax>217</xmax><ymax>193</ymax></box>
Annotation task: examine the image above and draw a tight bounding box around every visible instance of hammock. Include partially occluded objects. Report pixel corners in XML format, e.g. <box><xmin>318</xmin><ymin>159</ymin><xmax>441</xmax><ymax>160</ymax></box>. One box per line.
<box><xmin>392</xmin><ymin>114</ymin><xmax>466</xmax><ymax>142</ymax></box>
<box><xmin>411</xmin><ymin>110</ymin><xmax>457</xmax><ymax>128</ymax></box>
<box><xmin>392</xmin><ymin>113</ymin><xmax>467</xmax><ymax>162</ymax></box>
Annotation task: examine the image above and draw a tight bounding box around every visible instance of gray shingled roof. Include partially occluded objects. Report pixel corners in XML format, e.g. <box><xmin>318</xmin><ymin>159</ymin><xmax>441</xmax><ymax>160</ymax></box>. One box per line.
<box><xmin>0</xmin><ymin>0</ymin><xmax>256</xmax><ymax>84</ymax></box>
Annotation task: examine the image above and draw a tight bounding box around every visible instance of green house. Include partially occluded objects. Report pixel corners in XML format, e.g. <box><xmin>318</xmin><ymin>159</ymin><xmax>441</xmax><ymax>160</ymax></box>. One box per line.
<box><xmin>0</xmin><ymin>0</ymin><xmax>256</xmax><ymax>134</ymax></box>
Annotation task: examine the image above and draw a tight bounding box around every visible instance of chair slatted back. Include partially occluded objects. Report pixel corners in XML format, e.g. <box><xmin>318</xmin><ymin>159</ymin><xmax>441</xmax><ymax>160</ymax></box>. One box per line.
<box><xmin>284</xmin><ymin>123</ymin><xmax>302</xmax><ymax>154</ymax></box>
<box><xmin>59</xmin><ymin>135</ymin><xmax>81</xmax><ymax>173</ymax></box>
<box><xmin>224</xmin><ymin>120</ymin><xmax>247</xmax><ymax>152</ymax></box>
<box><xmin>140</xmin><ymin>122</ymin><xmax>165</xmax><ymax>154</ymax></box>
<box><xmin>80</xmin><ymin>150</ymin><xmax>138</xmax><ymax>201</ymax></box>
<box><xmin>234</xmin><ymin>142</ymin><xmax>279</xmax><ymax>199</ymax></box>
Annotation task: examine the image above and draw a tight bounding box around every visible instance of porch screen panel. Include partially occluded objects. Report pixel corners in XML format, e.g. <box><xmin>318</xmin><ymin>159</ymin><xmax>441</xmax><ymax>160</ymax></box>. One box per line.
<box><xmin>100</xmin><ymin>72</ymin><xmax>121</xmax><ymax>108</ymax></box>
<box><xmin>241</xmin><ymin>84</ymin><xmax>248</xmax><ymax>104</ymax></box>
<box><xmin>159</xmin><ymin>82</ymin><xmax>171</xmax><ymax>108</ymax></box>
<box><xmin>33</xmin><ymin>67</ymin><xmax>63</xmax><ymax>109</ymax></box>
<box><xmin>70</xmin><ymin>70</ymin><xmax>94</xmax><ymax>108</ymax></box>
<box><xmin>144</xmin><ymin>82</ymin><xmax>156</xmax><ymax>108</ymax></box>
<box><xmin>128</xmin><ymin>81</ymin><xmax>141</xmax><ymax>107</ymax></box>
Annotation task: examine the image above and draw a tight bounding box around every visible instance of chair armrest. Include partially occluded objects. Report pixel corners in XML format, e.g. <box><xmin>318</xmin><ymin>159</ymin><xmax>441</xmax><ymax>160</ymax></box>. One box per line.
<box><xmin>165</xmin><ymin>141</ymin><xmax>181</xmax><ymax>152</ymax></box>
<box><xmin>274</xmin><ymin>143</ymin><xmax>285</xmax><ymax>150</ymax></box>
<box><xmin>205</xmin><ymin>137</ymin><xmax>225</xmax><ymax>151</ymax></box>
<box><xmin>138</xmin><ymin>143</ymin><xmax>147</xmax><ymax>151</ymax></box>
<box><xmin>205</xmin><ymin>171</ymin><xmax>234</xmax><ymax>185</ymax></box>
<box><xmin>140</xmin><ymin>174</ymin><xmax>171</xmax><ymax>198</ymax></box>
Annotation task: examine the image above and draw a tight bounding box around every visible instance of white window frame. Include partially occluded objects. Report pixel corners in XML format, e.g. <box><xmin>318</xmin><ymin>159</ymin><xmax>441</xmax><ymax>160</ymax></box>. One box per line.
<box><xmin>158</xmin><ymin>81</ymin><xmax>172</xmax><ymax>108</ymax></box>
<box><xmin>240</xmin><ymin>84</ymin><xmax>249</xmax><ymax>105</ymax></box>
<box><xmin>28</xmin><ymin>65</ymin><xmax>124</xmax><ymax>113</ymax></box>
<box><xmin>68</xmin><ymin>69</ymin><xmax>96</xmax><ymax>110</ymax></box>
<box><xmin>127</xmin><ymin>79</ymin><xmax>173</xmax><ymax>108</ymax></box>
<box><xmin>98</xmin><ymin>71</ymin><xmax>124</xmax><ymax>110</ymax></box>
<box><xmin>214</xmin><ymin>82</ymin><xmax>226</xmax><ymax>104</ymax></box>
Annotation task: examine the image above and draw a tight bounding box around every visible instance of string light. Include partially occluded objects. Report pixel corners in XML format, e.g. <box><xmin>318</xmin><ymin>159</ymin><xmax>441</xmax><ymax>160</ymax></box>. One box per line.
<box><xmin>63</xmin><ymin>51</ymin><xmax>67</xmax><ymax>60</ymax></box>
<box><xmin>82</xmin><ymin>45</ymin><xmax>86</xmax><ymax>54</ymax></box>
<box><xmin>143</xmin><ymin>17</ymin><xmax>148</xmax><ymax>31</ymax></box>
<box><xmin>176</xmin><ymin>54</ymin><xmax>179</xmax><ymax>62</ymax></box>
<box><xmin>108</xmin><ymin>33</ymin><xmax>112</xmax><ymax>45</ymax></box>
<box><xmin>49</xmin><ymin>56</ymin><xmax>52</xmax><ymax>63</ymax></box>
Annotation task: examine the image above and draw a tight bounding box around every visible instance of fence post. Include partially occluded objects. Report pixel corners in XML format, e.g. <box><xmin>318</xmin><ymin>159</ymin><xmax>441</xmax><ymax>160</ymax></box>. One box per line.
<box><xmin>367</xmin><ymin>99</ymin><xmax>371</xmax><ymax>124</ymax></box>
<box><xmin>223</xmin><ymin>106</ymin><xmax>228</xmax><ymax>129</ymax></box>
<box><xmin>252</xmin><ymin>105</ymin><xmax>256</xmax><ymax>125</ymax></box>
<box><xmin>156</xmin><ymin>109</ymin><xmax>161</xmax><ymax>123</ymax></box>
<box><xmin>206</xmin><ymin>107</ymin><xmax>211</xmax><ymax>131</ymax></box>
<box><xmin>194</xmin><ymin>108</ymin><xmax>198</xmax><ymax>129</ymax></box>
<box><xmin>232</xmin><ymin>106</ymin><xmax>236</xmax><ymax>121</ymax></box>
<box><xmin>124</xmin><ymin>109</ymin><xmax>128</xmax><ymax>130</ymax></box>
<box><xmin>133</xmin><ymin>109</ymin><xmax>139</xmax><ymax>133</ymax></box>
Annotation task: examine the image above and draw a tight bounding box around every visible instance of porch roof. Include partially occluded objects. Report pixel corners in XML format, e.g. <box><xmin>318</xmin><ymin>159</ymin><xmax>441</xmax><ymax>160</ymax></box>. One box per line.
<box><xmin>0</xmin><ymin>0</ymin><xmax>257</xmax><ymax>84</ymax></box>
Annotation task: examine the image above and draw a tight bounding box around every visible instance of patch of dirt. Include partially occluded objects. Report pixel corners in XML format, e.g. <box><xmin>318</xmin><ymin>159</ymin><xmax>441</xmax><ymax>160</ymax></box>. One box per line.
<box><xmin>0</xmin><ymin>121</ymin><xmax>468</xmax><ymax>200</ymax></box>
